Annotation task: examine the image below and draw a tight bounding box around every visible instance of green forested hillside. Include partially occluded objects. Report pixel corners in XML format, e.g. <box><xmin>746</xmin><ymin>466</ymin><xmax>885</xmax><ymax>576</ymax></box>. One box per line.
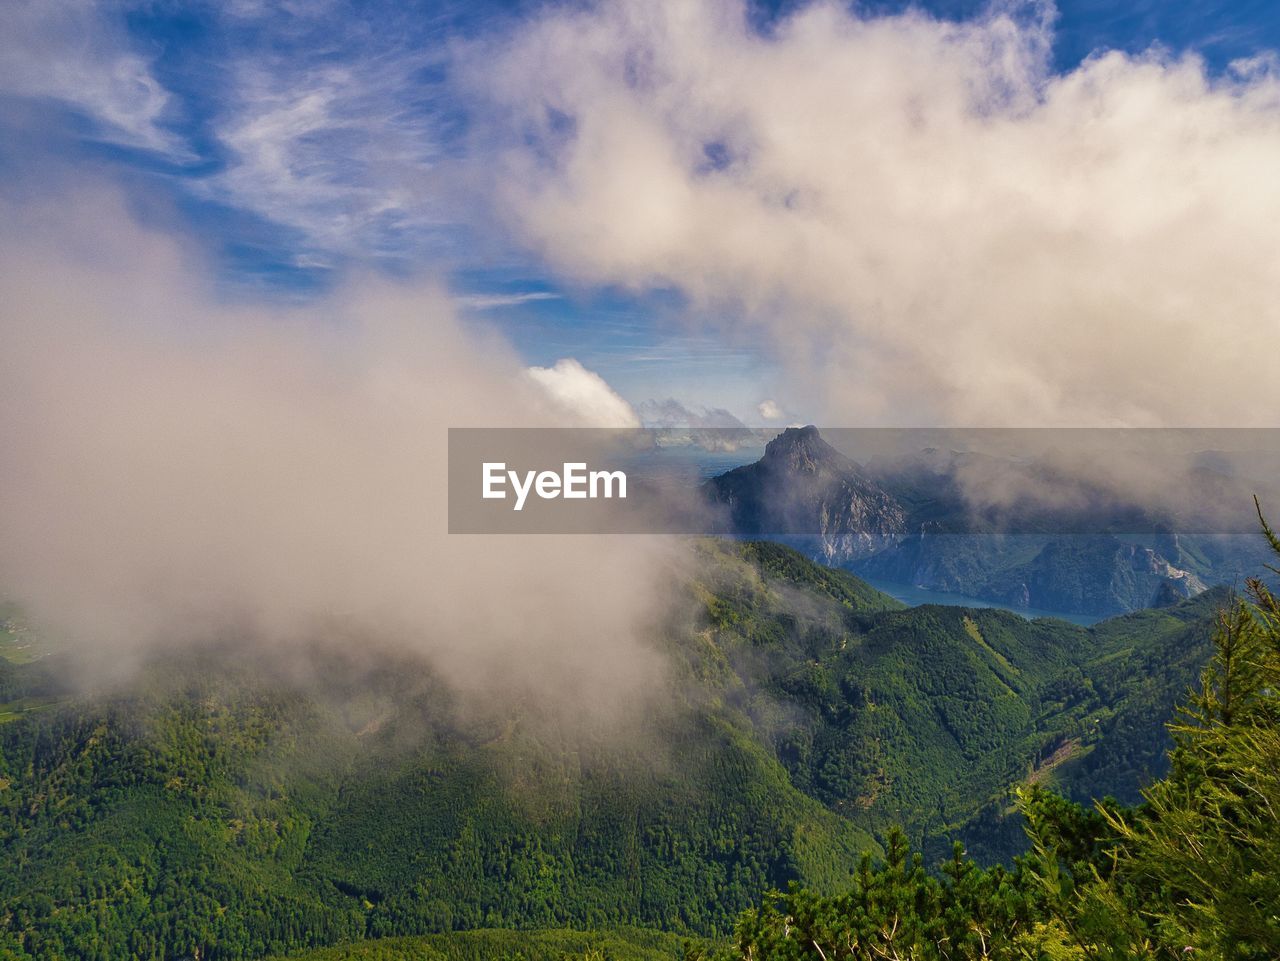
<box><xmin>685</xmin><ymin>541</ymin><xmax>1224</xmax><ymax>855</ymax></box>
<box><xmin>696</xmin><ymin>548</ymin><xmax>1280</xmax><ymax>960</ymax></box>
<box><xmin>261</xmin><ymin>926</ymin><xmax>689</xmax><ymax>961</ymax></box>
<box><xmin>0</xmin><ymin>541</ymin><xmax>1223</xmax><ymax>960</ymax></box>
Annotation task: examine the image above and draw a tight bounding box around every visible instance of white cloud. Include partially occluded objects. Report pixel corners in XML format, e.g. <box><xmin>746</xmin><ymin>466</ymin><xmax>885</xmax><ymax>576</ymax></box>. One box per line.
<box><xmin>757</xmin><ymin>399</ymin><xmax>783</xmax><ymax>422</ymax></box>
<box><xmin>470</xmin><ymin>0</ymin><xmax>1280</xmax><ymax>427</ymax></box>
<box><xmin>0</xmin><ymin>186</ymin><xmax>674</xmax><ymax>730</ymax></box>
<box><xmin>0</xmin><ymin>0</ymin><xmax>189</xmax><ymax>158</ymax></box>
<box><xmin>526</xmin><ymin>358</ymin><xmax>641</xmax><ymax>427</ymax></box>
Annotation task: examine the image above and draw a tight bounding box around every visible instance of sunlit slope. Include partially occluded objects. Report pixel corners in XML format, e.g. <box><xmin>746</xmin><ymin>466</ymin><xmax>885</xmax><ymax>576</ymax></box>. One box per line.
<box><xmin>0</xmin><ymin>541</ymin><xmax>1223</xmax><ymax>959</ymax></box>
<box><xmin>263</xmin><ymin>927</ymin><xmax>689</xmax><ymax>961</ymax></box>
<box><xmin>678</xmin><ymin>541</ymin><xmax>1223</xmax><ymax>856</ymax></box>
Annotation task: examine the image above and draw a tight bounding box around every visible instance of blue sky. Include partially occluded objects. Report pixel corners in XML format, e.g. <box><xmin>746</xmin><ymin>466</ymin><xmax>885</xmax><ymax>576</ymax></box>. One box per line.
<box><xmin>4</xmin><ymin>0</ymin><xmax>1279</xmax><ymax>420</ymax></box>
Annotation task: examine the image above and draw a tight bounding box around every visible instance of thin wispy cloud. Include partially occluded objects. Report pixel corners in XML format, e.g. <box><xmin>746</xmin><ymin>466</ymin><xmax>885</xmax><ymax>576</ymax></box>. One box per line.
<box><xmin>1</xmin><ymin>0</ymin><xmax>484</xmax><ymax>273</ymax></box>
<box><xmin>454</xmin><ymin>291</ymin><xmax>562</xmax><ymax>309</ymax></box>
<box><xmin>0</xmin><ymin>0</ymin><xmax>191</xmax><ymax>158</ymax></box>
<box><xmin>204</xmin><ymin>50</ymin><xmax>452</xmax><ymax>261</ymax></box>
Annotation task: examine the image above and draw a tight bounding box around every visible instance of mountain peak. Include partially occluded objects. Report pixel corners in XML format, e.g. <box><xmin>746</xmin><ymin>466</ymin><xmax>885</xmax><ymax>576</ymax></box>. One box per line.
<box><xmin>762</xmin><ymin>425</ymin><xmax>846</xmax><ymax>470</ymax></box>
<box><xmin>704</xmin><ymin>424</ymin><xmax>907</xmax><ymax>561</ymax></box>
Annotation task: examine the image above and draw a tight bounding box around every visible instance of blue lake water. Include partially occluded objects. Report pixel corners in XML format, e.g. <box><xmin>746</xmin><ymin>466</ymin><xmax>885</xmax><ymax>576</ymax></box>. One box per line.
<box><xmin>627</xmin><ymin>443</ymin><xmax>1109</xmax><ymax>626</ymax></box>
<box><xmin>857</xmin><ymin>576</ymin><xmax>1105</xmax><ymax>627</ymax></box>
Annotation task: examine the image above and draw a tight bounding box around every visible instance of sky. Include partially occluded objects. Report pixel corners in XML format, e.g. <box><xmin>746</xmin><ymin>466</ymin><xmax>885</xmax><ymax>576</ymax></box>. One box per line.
<box><xmin>4</xmin><ymin>0</ymin><xmax>1280</xmax><ymax>711</ymax></box>
<box><xmin>3</xmin><ymin>0</ymin><xmax>1280</xmax><ymax>424</ymax></box>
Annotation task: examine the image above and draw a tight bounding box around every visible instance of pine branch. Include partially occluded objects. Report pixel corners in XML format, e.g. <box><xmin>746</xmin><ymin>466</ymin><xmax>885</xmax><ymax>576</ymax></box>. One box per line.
<box><xmin>1254</xmin><ymin>496</ymin><xmax>1280</xmax><ymax>575</ymax></box>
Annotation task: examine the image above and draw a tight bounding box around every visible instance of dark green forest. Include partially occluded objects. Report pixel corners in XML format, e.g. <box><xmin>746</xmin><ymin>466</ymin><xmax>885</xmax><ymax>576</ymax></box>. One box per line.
<box><xmin>692</xmin><ymin>542</ymin><xmax>1280</xmax><ymax>959</ymax></box>
<box><xmin>0</xmin><ymin>536</ymin><xmax>1267</xmax><ymax>960</ymax></box>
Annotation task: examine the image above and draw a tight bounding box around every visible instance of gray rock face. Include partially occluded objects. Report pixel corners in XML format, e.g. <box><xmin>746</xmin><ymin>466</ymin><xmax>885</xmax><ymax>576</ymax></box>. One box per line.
<box><xmin>706</xmin><ymin>427</ymin><xmax>1221</xmax><ymax>616</ymax></box>
<box><xmin>703</xmin><ymin>426</ymin><xmax>908</xmax><ymax>564</ymax></box>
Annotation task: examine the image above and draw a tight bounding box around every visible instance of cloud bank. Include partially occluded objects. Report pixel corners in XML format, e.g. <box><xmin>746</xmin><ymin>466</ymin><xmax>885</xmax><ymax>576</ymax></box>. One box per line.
<box><xmin>472</xmin><ymin>0</ymin><xmax>1280</xmax><ymax>426</ymax></box>
<box><xmin>0</xmin><ymin>189</ymin><xmax>673</xmax><ymax>728</ymax></box>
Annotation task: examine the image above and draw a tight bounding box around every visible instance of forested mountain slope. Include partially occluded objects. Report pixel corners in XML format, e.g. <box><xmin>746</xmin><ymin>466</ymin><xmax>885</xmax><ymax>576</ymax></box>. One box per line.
<box><xmin>682</xmin><ymin>541</ymin><xmax>1224</xmax><ymax>859</ymax></box>
<box><xmin>0</xmin><ymin>541</ymin><xmax>1223</xmax><ymax>960</ymax></box>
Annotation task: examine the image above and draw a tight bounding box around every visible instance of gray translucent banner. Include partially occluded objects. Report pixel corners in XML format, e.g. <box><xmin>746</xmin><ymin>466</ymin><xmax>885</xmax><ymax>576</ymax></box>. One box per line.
<box><xmin>448</xmin><ymin>427</ymin><xmax>1280</xmax><ymax>536</ymax></box>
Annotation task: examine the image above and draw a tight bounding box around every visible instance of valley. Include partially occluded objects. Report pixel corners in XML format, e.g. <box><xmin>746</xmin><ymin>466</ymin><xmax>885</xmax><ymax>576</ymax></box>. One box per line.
<box><xmin>0</xmin><ymin>539</ymin><xmax>1225</xmax><ymax>959</ymax></box>
<box><xmin>704</xmin><ymin>427</ymin><xmax>1273</xmax><ymax>616</ymax></box>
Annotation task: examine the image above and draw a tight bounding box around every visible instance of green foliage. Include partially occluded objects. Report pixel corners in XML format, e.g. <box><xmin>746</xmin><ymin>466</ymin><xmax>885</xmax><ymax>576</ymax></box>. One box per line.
<box><xmin>0</xmin><ymin>539</ymin><xmax>1230</xmax><ymax>959</ymax></box>
<box><xmin>688</xmin><ymin>542</ymin><xmax>1224</xmax><ymax>862</ymax></box>
<box><xmin>296</xmin><ymin>707</ymin><xmax>873</xmax><ymax>941</ymax></box>
<box><xmin>729</xmin><ymin>543</ymin><xmax>906</xmax><ymax>615</ymax></box>
<box><xmin>0</xmin><ymin>671</ymin><xmax>366</xmax><ymax>960</ymax></box>
<box><xmin>705</xmin><ymin>526</ymin><xmax>1280</xmax><ymax>960</ymax></box>
<box><xmin>263</xmin><ymin>926</ymin><xmax>689</xmax><ymax>961</ymax></box>
<box><xmin>1021</xmin><ymin>571</ymin><xmax>1280</xmax><ymax>960</ymax></box>
<box><xmin>689</xmin><ymin>830</ymin><xmax>1041</xmax><ymax>961</ymax></box>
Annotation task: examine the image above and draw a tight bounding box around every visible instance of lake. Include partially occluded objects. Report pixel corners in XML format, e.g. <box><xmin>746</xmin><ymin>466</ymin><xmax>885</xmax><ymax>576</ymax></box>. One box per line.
<box><xmin>857</xmin><ymin>576</ymin><xmax>1105</xmax><ymax>626</ymax></box>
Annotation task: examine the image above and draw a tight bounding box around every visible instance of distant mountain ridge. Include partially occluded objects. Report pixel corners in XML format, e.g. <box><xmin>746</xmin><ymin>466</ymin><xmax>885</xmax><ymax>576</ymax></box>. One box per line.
<box><xmin>704</xmin><ymin>427</ymin><xmax>1245</xmax><ymax>616</ymax></box>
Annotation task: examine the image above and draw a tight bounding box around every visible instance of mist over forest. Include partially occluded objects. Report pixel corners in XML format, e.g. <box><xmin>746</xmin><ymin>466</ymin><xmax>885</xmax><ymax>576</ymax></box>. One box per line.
<box><xmin>3</xmin><ymin>0</ymin><xmax>1280</xmax><ymax>959</ymax></box>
